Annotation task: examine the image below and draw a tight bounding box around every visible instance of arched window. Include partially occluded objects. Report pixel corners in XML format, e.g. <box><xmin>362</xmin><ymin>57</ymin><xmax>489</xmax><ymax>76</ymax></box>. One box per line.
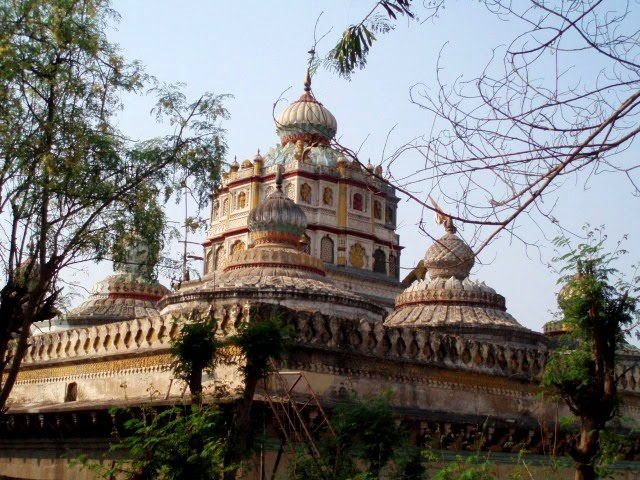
<box><xmin>213</xmin><ymin>246</ymin><xmax>224</xmax><ymax>271</ymax></box>
<box><xmin>236</xmin><ymin>191</ymin><xmax>247</xmax><ymax>209</ymax></box>
<box><xmin>302</xmin><ymin>234</ymin><xmax>311</xmax><ymax>254</ymax></box>
<box><xmin>349</xmin><ymin>243</ymin><xmax>367</xmax><ymax>269</ymax></box>
<box><xmin>373</xmin><ymin>200</ymin><xmax>382</xmax><ymax>220</ymax></box>
<box><xmin>212</xmin><ymin>200</ymin><xmax>219</xmax><ymax>220</ymax></box>
<box><xmin>353</xmin><ymin>193</ymin><xmax>363</xmax><ymax>212</ymax></box>
<box><xmin>385</xmin><ymin>205</ymin><xmax>394</xmax><ymax>224</ymax></box>
<box><xmin>300</xmin><ymin>183</ymin><xmax>312</xmax><ymax>203</ymax></box>
<box><xmin>205</xmin><ymin>249</ymin><xmax>213</xmax><ymax>274</ymax></box>
<box><xmin>320</xmin><ymin>236</ymin><xmax>335</xmax><ymax>263</ymax></box>
<box><xmin>231</xmin><ymin>240</ymin><xmax>246</xmax><ymax>254</ymax></box>
<box><xmin>322</xmin><ymin>187</ymin><xmax>333</xmax><ymax>206</ymax></box>
<box><xmin>222</xmin><ymin>197</ymin><xmax>229</xmax><ymax>215</ymax></box>
<box><xmin>285</xmin><ymin>183</ymin><xmax>294</xmax><ymax>200</ymax></box>
<box><xmin>389</xmin><ymin>253</ymin><xmax>399</xmax><ymax>279</ymax></box>
<box><xmin>373</xmin><ymin>249</ymin><xmax>386</xmax><ymax>274</ymax></box>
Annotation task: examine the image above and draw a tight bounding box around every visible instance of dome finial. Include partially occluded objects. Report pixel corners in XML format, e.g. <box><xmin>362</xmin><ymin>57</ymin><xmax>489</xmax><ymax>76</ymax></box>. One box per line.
<box><xmin>430</xmin><ymin>196</ymin><xmax>456</xmax><ymax>233</ymax></box>
<box><xmin>304</xmin><ymin>68</ymin><xmax>312</xmax><ymax>92</ymax></box>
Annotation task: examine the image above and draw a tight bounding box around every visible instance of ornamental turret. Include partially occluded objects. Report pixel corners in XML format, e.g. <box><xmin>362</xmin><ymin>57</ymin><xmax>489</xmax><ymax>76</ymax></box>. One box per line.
<box><xmin>385</xmin><ymin>216</ymin><xmax>545</xmax><ymax>348</ymax></box>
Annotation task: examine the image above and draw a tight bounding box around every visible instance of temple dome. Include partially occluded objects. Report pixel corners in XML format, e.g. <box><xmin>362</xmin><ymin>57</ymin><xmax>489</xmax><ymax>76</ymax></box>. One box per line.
<box><xmin>64</xmin><ymin>272</ymin><xmax>170</xmax><ymax>327</ymax></box>
<box><xmin>248</xmin><ymin>169</ymin><xmax>307</xmax><ymax>246</ymax></box>
<box><xmin>385</xmin><ymin>220</ymin><xmax>544</xmax><ymax>347</ymax></box>
<box><xmin>276</xmin><ymin>72</ymin><xmax>337</xmax><ymax>146</ymax></box>
<box><xmin>165</xmin><ymin>166</ymin><xmax>383</xmax><ymax>321</ymax></box>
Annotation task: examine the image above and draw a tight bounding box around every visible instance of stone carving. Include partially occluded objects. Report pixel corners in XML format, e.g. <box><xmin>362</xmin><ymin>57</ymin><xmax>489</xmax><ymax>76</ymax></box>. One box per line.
<box><xmin>373</xmin><ymin>200</ymin><xmax>382</xmax><ymax>220</ymax></box>
<box><xmin>320</xmin><ymin>235</ymin><xmax>335</xmax><ymax>263</ymax></box>
<box><xmin>322</xmin><ymin>187</ymin><xmax>333</xmax><ymax>206</ymax></box>
<box><xmin>236</xmin><ymin>191</ymin><xmax>247</xmax><ymax>210</ymax></box>
<box><xmin>300</xmin><ymin>183</ymin><xmax>312</xmax><ymax>203</ymax></box>
<box><xmin>349</xmin><ymin>243</ymin><xmax>367</xmax><ymax>269</ymax></box>
<box><xmin>231</xmin><ymin>240</ymin><xmax>246</xmax><ymax>254</ymax></box>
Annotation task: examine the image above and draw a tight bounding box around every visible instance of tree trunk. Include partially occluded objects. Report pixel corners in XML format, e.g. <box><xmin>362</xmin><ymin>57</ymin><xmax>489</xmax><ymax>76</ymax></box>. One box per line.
<box><xmin>0</xmin><ymin>323</ymin><xmax>31</xmax><ymax>411</ymax></box>
<box><xmin>223</xmin><ymin>371</ymin><xmax>260</xmax><ymax>480</ymax></box>
<box><xmin>573</xmin><ymin>418</ymin><xmax>600</xmax><ymax>480</ymax></box>
<box><xmin>575</xmin><ymin>463</ymin><xmax>596</xmax><ymax>480</ymax></box>
<box><xmin>189</xmin><ymin>368</ymin><xmax>203</xmax><ymax>406</ymax></box>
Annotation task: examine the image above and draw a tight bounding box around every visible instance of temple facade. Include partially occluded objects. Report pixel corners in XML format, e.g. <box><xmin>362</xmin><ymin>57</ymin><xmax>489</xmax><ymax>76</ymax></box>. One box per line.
<box><xmin>204</xmin><ymin>73</ymin><xmax>402</xmax><ymax>309</ymax></box>
<box><xmin>3</xmin><ymin>75</ymin><xmax>640</xmax><ymax>480</ymax></box>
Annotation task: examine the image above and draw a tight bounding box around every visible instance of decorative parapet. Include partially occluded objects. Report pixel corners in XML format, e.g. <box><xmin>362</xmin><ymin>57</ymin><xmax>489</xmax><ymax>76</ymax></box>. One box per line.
<box><xmin>286</xmin><ymin>309</ymin><xmax>548</xmax><ymax>381</ymax></box>
<box><xmin>14</xmin><ymin>303</ymin><xmax>640</xmax><ymax>395</ymax></box>
<box><xmin>21</xmin><ymin>315</ymin><xmax>177</xmax><ymax>366</ymax></box>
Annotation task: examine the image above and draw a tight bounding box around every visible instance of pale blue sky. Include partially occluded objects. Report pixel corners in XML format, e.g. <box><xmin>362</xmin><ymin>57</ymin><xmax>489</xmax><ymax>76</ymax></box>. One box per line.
<box><xmin>68</xmin><ymin>1</ymin><xmax>640</xmax><ymax>335</ymax></box>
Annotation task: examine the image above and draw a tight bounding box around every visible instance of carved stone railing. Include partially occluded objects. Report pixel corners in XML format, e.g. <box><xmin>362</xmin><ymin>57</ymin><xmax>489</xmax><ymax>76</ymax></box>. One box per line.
<box><xmin>16</xmin><ymin>302</ymin><xmax>640</xmax><ymax>395</ymax></box>
<box><xmin>22</xmin><ymin>316</ymin><xmax>177</xmax><ymax>366</ymax></box>
<box><xmin>284</xmin><ymin>309</ymin><xmax>549</xmax><ymax>382</ymax></box>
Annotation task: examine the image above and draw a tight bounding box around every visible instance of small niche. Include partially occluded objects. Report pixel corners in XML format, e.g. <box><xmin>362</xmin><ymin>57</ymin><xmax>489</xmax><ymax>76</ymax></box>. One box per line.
<box><xmin>64</xmin><ymin>382</ymin><xmax>78</xmax><ymax>402</ymax></box>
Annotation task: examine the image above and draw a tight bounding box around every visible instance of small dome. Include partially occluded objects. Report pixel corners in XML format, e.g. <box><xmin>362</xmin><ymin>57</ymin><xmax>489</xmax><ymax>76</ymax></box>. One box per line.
<box><xmin>253</xmin><ymin>149</ymin><xmax>264</xmax><ymax>163</ymax></box>
<box><xmin>64</xmin><ymin>272</ymin><xmax>170</xmax><ymax>327</ymax></box>
<box><xmin>230</xmin><ymin>157</ymin><xmax>239</xmax><ymax>171</ymax></box>
<box><xmin>241</xmin><ymin>159</ymin><xmax>253</xmax><ymax>169</ymax></box>
<box><xmin>424</xmin><ymin>228</ymin><xmax>475</xmax><ymax>279</ymax></box>
<box><xmin>276</xmin><ymin>72</ymin><xmax>337</xmax><ymax>146</ymax></box>
<box><xmin>248</xmin><ymin>169</ymin><xmax>307</xmax><ymax>243</ymax></box>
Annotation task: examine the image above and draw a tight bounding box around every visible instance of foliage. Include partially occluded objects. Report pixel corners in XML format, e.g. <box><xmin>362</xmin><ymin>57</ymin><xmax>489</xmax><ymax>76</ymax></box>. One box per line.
<box><xmin>223</xmin><ymin>309</ymin><xmax>292</xmax><ymax>480</ymax></box>
<box><xmin>332</xmin><ymin>393</ymin><xmax>402</xmax><ymax>475</ymax></box>
<box><xmin>289</xmin><ymin>393</ymin><xmax>425</xmax><ymax>480</ymax></box>
<box><xmin>327</xmin><ymin>1</ymin><xmax>415</xmax><ymax>79</ymax></box>
<box><xmin>0</xmin><ymin>0</ymin><xmax>228</xmax><ymax>409</ymax></box>
<box><xmin>232</xmin><ymin>310</ymin><xmax>291</xmax><ymax>380</ymax></box>
<box><xmin>541</xmin><ymin>227</ymin><xmax>639</xmax><ymax>479</ymax></box>
<box><xmin>81</xmin><ymin>405</ymin><xmax>228</xmax><ymax>480</ymax></box>
<box><xmin>430</xmin><ymin>455</ymin><xmax>496</xmax><ymax>480</ymax></box>
<box><xmin>170</xmin><ymin>310</ymin><xmax>219</xmax><ymax>404</ymax></box>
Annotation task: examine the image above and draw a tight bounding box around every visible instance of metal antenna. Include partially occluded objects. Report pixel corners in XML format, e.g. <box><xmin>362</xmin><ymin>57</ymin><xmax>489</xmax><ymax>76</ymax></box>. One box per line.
<box><xmin>182</xmin><ymin>184</ymin><xmax>190</xmax><ymax>282</ymax></box>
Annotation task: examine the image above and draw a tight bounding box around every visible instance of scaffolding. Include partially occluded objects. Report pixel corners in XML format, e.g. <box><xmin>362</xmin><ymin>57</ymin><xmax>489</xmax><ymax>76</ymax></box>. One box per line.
<box><xmin>261</xmin><ymin>368</ymin><xmax>335</xmax><ymax>479</ymax></box>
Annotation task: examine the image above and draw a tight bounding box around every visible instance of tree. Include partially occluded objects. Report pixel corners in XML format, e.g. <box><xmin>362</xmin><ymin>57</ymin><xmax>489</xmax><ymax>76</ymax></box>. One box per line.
<box><xmin>542</xmin><ymin>228</ymin><xmax>639</xmax><ymax>480</ymax></box>
<box><xmin>83</xmin><ymin>405</ymin><xmax>227</xmax><ymax>480</ymax></box>
<box><xmin>223</xmin><ymin>308</ymin><xmax>291</xmax><ymax>480</ymax></box>
<box><xmin>290</xmin><ymin>394</ymin><xmax>426</xmax><ymax>480</ymax></box>
<box><xmin>171</xmin><ymin>310</ymin><xmax>219</xmax><ymax>406</ymax></box>
<box><xmin>0</xmin><ymin>0</ymin><xmax>228</xmax><ymax>410</ymax></box>
<box><xmin>326</xmin><ymin>1</ymin><xmax>640</xmax><ymax>253</ymax></box>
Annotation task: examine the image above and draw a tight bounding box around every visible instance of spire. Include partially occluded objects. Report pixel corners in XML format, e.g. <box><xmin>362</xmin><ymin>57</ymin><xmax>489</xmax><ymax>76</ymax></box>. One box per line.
<box><xmin>304</xmin><ymin>69</ymin><xmax>312</xmax><ymax>92</ymax></box>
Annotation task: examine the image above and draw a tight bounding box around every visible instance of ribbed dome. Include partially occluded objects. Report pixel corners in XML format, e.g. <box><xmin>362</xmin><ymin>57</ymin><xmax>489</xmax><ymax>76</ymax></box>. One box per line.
<box><xmin>276</xmin><ymin>73</ymin><xmax>337</xmax><ymax>146</ymax></box>
<box><xmin>64</xmin><ymin>272</ymin><xmax>170</xmax><ymax>327</ymax></box>
<box><xmin>248</xmin><ymin>170</ymin><xmax>307</xmax><ymax>243</ymax></box>
<box><xmin>424</xmin><ymin>228</ymin><xmax>475</xmax><ymax>279</ymax></box>
<box><xmin>385</xmin><ymin>221</ymin><xmax>536</xmax><ymax>340</ymax></box>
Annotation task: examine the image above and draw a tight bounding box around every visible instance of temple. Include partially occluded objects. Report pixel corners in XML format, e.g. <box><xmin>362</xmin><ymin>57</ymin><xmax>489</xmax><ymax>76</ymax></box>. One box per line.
<box><xmin>2</xmin><ymin>74</ymin><xmax>640</xmax><ymax>479</ymax></box>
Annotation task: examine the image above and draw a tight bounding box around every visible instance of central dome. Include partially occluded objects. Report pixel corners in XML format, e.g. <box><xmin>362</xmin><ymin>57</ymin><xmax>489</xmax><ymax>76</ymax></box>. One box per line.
<box><xmin>276</xmin><ymin>72</ymin><xmax>337</xmax><ymax>146</ymax></box>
